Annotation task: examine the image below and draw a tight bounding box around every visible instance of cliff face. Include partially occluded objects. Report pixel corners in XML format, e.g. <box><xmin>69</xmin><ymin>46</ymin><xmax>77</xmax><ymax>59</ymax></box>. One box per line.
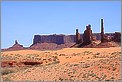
<box><xmin>32</xmin><ymin>33</ymin><xmax>104</xmax><ymax>45</ymax></box>
<box><xmin>33</xmin><ymin>34</ymin><xmax>77</xmax><ymax>45</ymax></box>
<box><xmin>33</xmin><ymin>35</ymin><xmax>65</xmax><ymax>45</ymax></box>
<box><xmin>31</xmin><ymin>34</ymin><xmax>77</xmax><ymax>50</ymax></box>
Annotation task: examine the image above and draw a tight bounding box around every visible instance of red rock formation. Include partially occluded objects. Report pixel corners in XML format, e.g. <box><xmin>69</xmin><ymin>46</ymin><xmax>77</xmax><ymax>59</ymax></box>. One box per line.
<box><xmin>113</xmin><ymin>32</ymin><xmax>121</xmax><ymax>42</ymax></box>
<box><xmin>82</xmin><ymin>24</ymin><xmax>93</xmax><ymax>45</ymax></box>
<box><xmin>92</xmin><ymin>36</ymin><xmax>97</xmax><ymax>41</ymax></box>
<box><xmin>96</xmin><ymin>42</ymin><xmax>120</xmax><ymax>48</ymax></box>
<box><xmin>8</xmin><ymin>40</ymin><xmax>24</xmax><ymax>50</ymax></box>
<box><xmin>30</xmin><ymin>42</ymin><xmax>75</xmax><ymax>50</ymax></box>
<box><xmin>1</xmin><ymin>61</ymin><xmax>18</xmax><ymax>67</ymax></box>
<box><xmin>15</xmin><ymin>40</ymin><xmax>17</xmax><ymax>44</ymax></box>
<box><xmin>33</xmin><ymin>34</ymin><xmax>79</xmax><ymax>45</ymax></box>
<box><xmin>75</xmin><ymin>24</ymin><xmax>94</xmax><ymax>48</ymax></box>
<box><xmin>100</xmin><ymin>19</ymin><xmax>110</xmax><ymax>42</ymax></box>
<box><xmin>1</xmin><ymin>60</ymin><xmax>43</xmax><ymax>67</ymax></box>
<box><xmin>76</xmin><ymin>29</ymin><xmax>82</xmax><ymax>44</ymax></box>
<box><xmin>2</xmin><ymin>40</ymin><xmax>25</xmax><ymax>51</ymax></box>
<box><xmin>101</xmin><ymin>19</ymin><xmax>104</xmax><ymax>43</ymax></box>
<box><xmin>30</xmin><ymin>43</ymin><xmax>58</xmax><ymax>50</ymax></box>
<box><xmin>21</xmin><ymin>61</ymin><xmax>43</xmax><ymax>66</ymax></box>
<box><xmin>33</xmin><ymin>35</ymin><xmax>65</xmax><ymax>45</ymax></box>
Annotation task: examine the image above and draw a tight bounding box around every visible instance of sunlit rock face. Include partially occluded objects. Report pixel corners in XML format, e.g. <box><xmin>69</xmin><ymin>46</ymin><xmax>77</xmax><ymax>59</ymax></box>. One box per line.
<box><xmin>33</xmin><ymin>34</ymin><xmax>76</xmax><ymax>45</ymax></box>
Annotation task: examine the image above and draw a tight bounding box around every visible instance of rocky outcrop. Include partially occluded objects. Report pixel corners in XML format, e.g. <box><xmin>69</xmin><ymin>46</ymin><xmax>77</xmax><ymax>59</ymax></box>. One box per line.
<box><xmin>30</xmin><ymin>43</ymin><xmax>58</xmax><ymax>50</ymax></box>
<box><xmin>77</xmin><ymin>24</ymin><xmax>93</xmax><ymax>47</ymax></box>
<box><xmin>113</xmin><ymin>32</ymin><xmax>121</xmax><ymax>42</ymax></box>
<box><xmin>76</xmin><ymin>29</ymin><xmax>82</xmax><ymax>44</ymax></box>
<box><xmin>30</xmin><ymin>42</ymin><xmax>75</xmax><ymax>50</ymax></box>
<box><xmin>92</xmin><ymin>36</ymin><xmax>97</xmax><ymax>41</ymax></box>
<box><xmin>71</xmin><ymin>19</ymin><xmax>121</xmax><ymax>48</ymax></box>
<box><xmin>10</xmin><ymin>40</ymin><xmax>24</xmax><ymax>49</ymax></box>
<box><xmin>32</xmin><ymin>33</ymin><xmax>119</xmax><ymax>46</ymax></box>
<box><xmin>100</xmin><ymin>19</ymin><xmax>111</xmax><ymax>42</ymax></box>
<box><xmin>97</xmin><ymin>42</ymin><xmax>121</xmax><ymax>48</ymax></box>
<box><xmin>2</xmin><ymin>40</ymin><xmax>25</xmax><ymax>51</ymax></box>
<box><xmin>1</xmin><ymin>60</ymin><xmax>43</xmax><ymax>67</ymax></box>
<box><xmin>82</xmin><ymin>24</ymin><xmax>93</xmax><ymax>45</ymax></box>
<box><xmin>101</xmin><ymin>19</ymin><xmax>104</xmax><ymax>43</ymax></box>
<box><xmin>33</xmin><ymin>35</ymin><xmax>65</xmax><ymax>45</ymax></box>
<box><xmin>33</xmin><ymin>34</ymin><xmax>77</xmax><ymax>45</ymax></box>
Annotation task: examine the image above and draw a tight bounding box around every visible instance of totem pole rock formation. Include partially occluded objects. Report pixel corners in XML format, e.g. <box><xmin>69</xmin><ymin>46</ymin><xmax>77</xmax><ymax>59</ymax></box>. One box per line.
<box><xmin>100</xmin><ymin>19</ymin><xmax>110</xmax><ymax>42</ymax></box>
<box><xmin>82</xmin><ymin>24</ymin><xmax>93</xmax><ymax>45</ymax></box>
<box><xmin>76</xmin><ymin>29</ymin><xmax>82</xmax><ymax>44</ymax></box>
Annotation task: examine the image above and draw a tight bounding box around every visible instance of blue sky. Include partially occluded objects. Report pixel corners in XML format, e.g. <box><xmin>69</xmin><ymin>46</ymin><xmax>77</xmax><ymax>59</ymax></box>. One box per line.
<box><xmin>1</xmin><ymin>1</ymin><xmax>121</xmax><ymax>48</ymax></box>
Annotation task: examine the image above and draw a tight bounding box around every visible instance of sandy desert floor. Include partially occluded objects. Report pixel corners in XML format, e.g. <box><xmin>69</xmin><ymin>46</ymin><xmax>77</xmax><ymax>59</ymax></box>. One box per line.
<box><xmin>1</xmin><ymin>47</ymin><xmax>121</xmax><ymax>81</ymax></box>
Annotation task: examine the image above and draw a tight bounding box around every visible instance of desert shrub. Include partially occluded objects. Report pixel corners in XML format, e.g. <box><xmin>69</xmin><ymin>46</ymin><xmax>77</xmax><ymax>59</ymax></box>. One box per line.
<box><xmin>110</xmin><ymin>77</ymin><xmax>115</xmax><ymax>81</ymax></box>
<box><xmin>73</xmin><ymin>64</ymin><xmax>79</xmax><ymax>66</ymax></box>
<box><xmin>72</xmin><ymin>53</ymin><xmax>81</xmax><ymax>56</ymax></box>
<box><xmin>25</xmin><ymin>54</ymin><xmax>40</xmax><ymax>59</ymax></box>
<box><xmin>2</xmin><ymin>76</ymin><xmax>12</xmax><ymax>81</ymax></box>
<box><xmin>83</xmin><ymin>51</ymin><xmax>93</xmax><ymax>55</ymax></box>
<box><xmin>111</xmin><ymin>52</ymin><xmax>121</xmax><ymax>55</ymax></box>
<box><xmin>93</xmin><ymin>53</ymin><xmax>100</xmax><ymax>58</ymax></box>
<box><xmin>1</xmin><ymin>68</ymin><xmax>15</xmax><ymax>75</ymax></box>
<box><xmin>54</xmin><ymin>52</ymin><xmax>58</xmax><ymax>55</ymax></box>
<box><xmin>43</xmin><ymin>58</ymin><xmax>46</xmax><ymax>60</ymax></box>
<box><xmin>2</xmin><ymin>55</ymin><xmax>14</xmax><ymax>60</ymax></box>
<box><xmin>59</xmin><ymin>77</ymin><xmax>63</xmax><ymax>81</ymax></box>
<box><xmin>59</xmin><ymin>54</ymin><xmax>65</xmax><ymax>56</ymax></box>
<box><xmin>90</xmin><ymin>73</ymin><xmax>96</xmax><ymax>77</ymax></box>
<box><xmin>53</xmin><ymin>56</ymin><xmax>58</xmax><ymax>59</ymax></box>
<box><xmin>47</xmin><ymin>60</ymin><xmax>60</xmax><ymax>65</ymax></box>
<box><xmin>52</xmin><ymin>60</ymin><xmax>60</xmax><ymax>64</ymax></box>
<box><xmin>96</xmin><ymin>53</ymin><xmax>100</xmax><ymax>55</ymax></box>
<box><xmin>112</xmin><ymin>67</ymin><xmax>116</xmax><ymax>71</ymax></box>
<box><xmin>95</xmin><ymin>76</ymin><xmax>101</xmax><ymax>81</ymax></box>
<box><xmin>102</xmin><ymin>74</ymin><xmax>107</xmax><ymax>80</ymax></box>
<box><xmin>15</xmin><ymin>54</ymin><xmax>19</xmax><ymax>56</ymax></box>
<box><xmin>105</xmin><ymin>79</ymin><xmax>110</xmax><ymax>81</ymax></box>
<box><xmin>35</xmin><ymin>57</ymin><xmax>42</xmax><ymax>61</ymax></box>
<box><xmin>82</xmin><ymin>74</ymin><xmax>87</xmax><ymax>78</ymax></box>
<box><xmin>23</xmin><ymin>69</ymin><xmax>32</xmax><ymax>74</ymax></box>
<box><xmin>83</xmin><ymin>64</ymin><xmax>90</xmax><ymax>68</ymax></box>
